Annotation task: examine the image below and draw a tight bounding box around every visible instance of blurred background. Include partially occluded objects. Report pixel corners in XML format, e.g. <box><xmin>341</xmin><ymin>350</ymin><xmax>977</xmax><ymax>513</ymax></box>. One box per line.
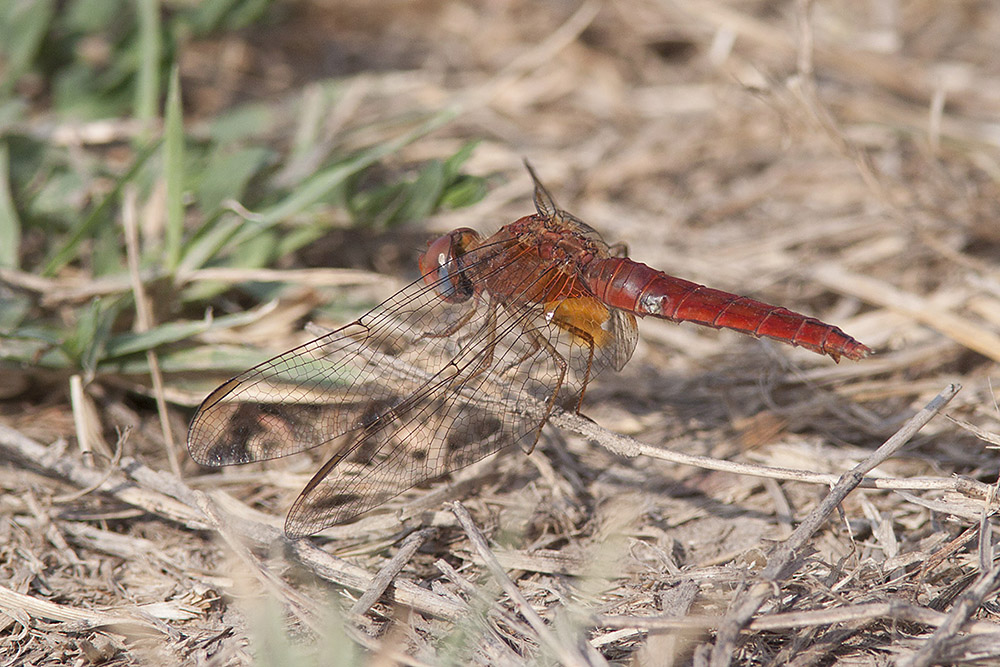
<box><xmin>3</xmin><ymin>0</ymin><xmax>1000</xmax><ymax>664</ymax></box>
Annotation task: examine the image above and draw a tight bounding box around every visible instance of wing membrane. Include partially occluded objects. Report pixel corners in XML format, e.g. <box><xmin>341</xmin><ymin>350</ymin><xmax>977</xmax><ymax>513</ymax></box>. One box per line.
<box><xmin>187</xmin><ymin>234</ymin><xmax>639</xmax><ymax>535</ymax></box>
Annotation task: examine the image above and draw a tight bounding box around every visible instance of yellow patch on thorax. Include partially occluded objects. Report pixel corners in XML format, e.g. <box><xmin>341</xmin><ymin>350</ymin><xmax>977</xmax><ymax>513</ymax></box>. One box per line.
<box><xmin>545</xmin><ymin>297</ymin><xmax>613</xmax><ymax>348</ymax></box>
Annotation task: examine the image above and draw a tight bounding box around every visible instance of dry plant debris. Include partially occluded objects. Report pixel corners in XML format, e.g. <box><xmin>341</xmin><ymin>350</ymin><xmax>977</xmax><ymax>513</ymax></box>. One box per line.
<box><xmin>3</xmin><ymin>1</ymin><xmax>1000</xmax><ymax>665</ymax></box>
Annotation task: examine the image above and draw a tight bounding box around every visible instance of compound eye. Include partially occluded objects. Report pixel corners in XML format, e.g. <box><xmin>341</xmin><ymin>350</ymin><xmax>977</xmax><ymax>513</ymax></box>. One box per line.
<box><xmin>419</xmin><ymin>231</ymin><xmax>475</xmax><ymax>303</ymax></box>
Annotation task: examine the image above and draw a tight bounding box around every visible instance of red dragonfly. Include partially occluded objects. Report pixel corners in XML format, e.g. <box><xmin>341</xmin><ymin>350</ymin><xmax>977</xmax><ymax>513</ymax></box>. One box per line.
<box><xmin>188</xmin><ymin>163</ymin><xmax>871</xmax><ymax>537</ymax></box>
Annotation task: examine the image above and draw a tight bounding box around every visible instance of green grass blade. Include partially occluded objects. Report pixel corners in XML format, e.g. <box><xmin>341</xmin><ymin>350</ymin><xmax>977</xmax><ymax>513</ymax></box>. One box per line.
<box><xmin>0</xmin><ymin>142</ymin><xmax>21</xmax><ymax>269</ymax></box>
<box><xmin>164</xmin><ymin>65</ymin><xmax>184</xmax><ymax>271</ymax></box>
<box><xmin>0</xmin><ymin>0</ymin><xmax>55</xmax><ymax>98</ymax></box>
<box><xmin>134</xmin><ymin>0</ymin><xmax>162</xmax><ymax>136</ymax></box>
<box><xmin>43</xmin><ymin>139</ymin><xmax>161</xmax><ymax>276</ymax></box>
<box><xmin>177</xmin><ymin>212</ymin><xmax>245</xmax><ymax>274</ymax></box>
<box><xmin>396</xmin><ymin>159</ymin><xmax>445</xmax><ymax>224</ymax></box>
<box><xmin>102</xmin><ymin>306</ymin><xmax>270</xmax><ymax>359</ymax></box>
<box><xmin>100</xmin><ymin>344</ymin><xmax>270</xmax><ymax>376</ymax></box>
<box><xmin>254</xmin><ymin>107</ymin><xmax>459</xmax><ymax>229</ymax></box>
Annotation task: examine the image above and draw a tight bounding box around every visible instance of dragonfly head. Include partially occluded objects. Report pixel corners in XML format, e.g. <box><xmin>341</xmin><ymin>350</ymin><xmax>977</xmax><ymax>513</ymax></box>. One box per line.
<box><xmin>419</xmin><ymin>227</ymin><xmax>481</xmax><ymax>304</ymax></box>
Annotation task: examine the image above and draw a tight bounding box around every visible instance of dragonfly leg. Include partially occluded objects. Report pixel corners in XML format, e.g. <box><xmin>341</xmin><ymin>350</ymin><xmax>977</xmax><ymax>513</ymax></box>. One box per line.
<box><xmin>416</xmin><ymin>300</ymin><xmax>500</xmax><ymax>392</ymax></box>
<box><xmin>519</xmin><ymin>326</ymin><xmax>568</xmax><ymax>454</ymax></box>
<box><xmin>547</xmin><ymin>319</ymin><xmax>597</xmax><ymax>414</ymax></box>
<box><xmin>419</xmin><ymin>303</ymin><xmax>479</xmax><ymax>340</ymax></box>
<box><xmin>574</xmin><ymin>333</ymin><xmax>597</xmax><ymax>414</ymax></box>
<box><xmin>495</xmin><ymin>329</ymin><xmax>542</xmax><ymax>377</ymax></box>
<box><xmin>449</xmin><ymin>301</ymin><xmax>498</xmax><ymax>387</ymax></box>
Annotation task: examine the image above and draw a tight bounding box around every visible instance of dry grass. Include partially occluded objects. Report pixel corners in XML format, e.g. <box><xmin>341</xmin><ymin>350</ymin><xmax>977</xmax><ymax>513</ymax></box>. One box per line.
<box><xmin>4</xmin><ymin>0</ymin><xmax>1000</xmax><ymax>664</ymax></box>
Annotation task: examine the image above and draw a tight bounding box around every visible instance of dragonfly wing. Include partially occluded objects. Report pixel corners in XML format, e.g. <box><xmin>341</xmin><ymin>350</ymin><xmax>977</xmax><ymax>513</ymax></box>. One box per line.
<box><xmin>188</xmin><ymin>242</ymin><xmax>572</xmax><ymax>534</ymax></box>
<box><xmin>187</xmin><ymin>285</ymin><xmax>489</xmax><ymax>466</ymax></box>
<box><xmin>284</xmin><ymin>381</ymin><xmax>515</xmax><ymax>535</ymax></box>
<box><xmin>598</xmin><ymin>307</ymin><xmax>639</xmax><ymax>373</ymax></box>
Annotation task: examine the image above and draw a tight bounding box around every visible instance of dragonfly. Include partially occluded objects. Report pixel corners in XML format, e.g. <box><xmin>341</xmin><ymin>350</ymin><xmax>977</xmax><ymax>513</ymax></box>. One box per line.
<box><xmin>187</xmin><ymin>163</ymin><xmax>871</xmax><ymax>537</ymax></box>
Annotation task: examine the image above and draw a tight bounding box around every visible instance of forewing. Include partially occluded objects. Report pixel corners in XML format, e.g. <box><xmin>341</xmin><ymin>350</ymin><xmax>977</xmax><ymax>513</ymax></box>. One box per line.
<box><xmin>187</xmin><ymin>291</ymin><xmax>478</xmax><ymax>468</ymax></box>
<box><xmin>187</xmin><ymin>213</ymin><xmax>645</xmax><ymax>536</ymax></box>
<box><xmin>188</xmin><ymin>238</ymin><xmax>578</xmax><ymax>534</ymax></box>
<box><xmin>284</xmin><ymin>382</ymin><xmax>514</xmax><ymax>535</ymax></box>
<box><xmin>193</xmin><ymin>249</ymin><xmax>506</xmax><ymax>457</ymax></box>
<box><xmin>283</xmin><ymin>258</ymin><xmax>604</xmax><ymax>535</ymax></box>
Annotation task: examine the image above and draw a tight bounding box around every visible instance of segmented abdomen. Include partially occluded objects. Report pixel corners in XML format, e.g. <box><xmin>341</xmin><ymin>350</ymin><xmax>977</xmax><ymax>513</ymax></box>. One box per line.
<box><xmin>584</xmin><ymin>257</ymin><xmax>871</xmax><ymax>362</ymax></box>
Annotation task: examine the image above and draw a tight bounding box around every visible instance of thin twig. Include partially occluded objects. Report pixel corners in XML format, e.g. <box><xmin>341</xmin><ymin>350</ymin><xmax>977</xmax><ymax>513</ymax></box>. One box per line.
<box><xmin>708</xmin><ymin>383</ymin><xmax>961</xmax><ymax>667</ymax></box>
<box><xmin>552</xmin><ymin>406</ymin><xmax>992</xmax><ymax>499</ymax></box>
<box><xmin>450</xmin><ymin>501</ymin><xmax>600</xmax><ymax>667</ymax></box>
<box><xmin>0</xmin><ymin>583</ymin><xmax>165</xmax><ymax>636</ymax></box>
<box><xmin>594</xmin><ymin>599</ymin><xmax>1000</xmax><ymax>634</ymax></box>
<box><xmin>179</xmin><ymin>266</ymin><xmax>387</xmax><ymax>288</ymax></box>
<box><xmin>122</xmin><ymin>185</ymin><xmax>181</xmax><ymax>476</ymax></box>
<box><xmin>51</xmin><ymin>426</ymin><xmax>129</xmax><ymax>504</ymax></box>
<box><xmin>899</xmin><ymin>562</ymin><xmax>1000</xmax><ymax>667</ymax></box>
<box><xmin>195</xmin><ymin>492</ymin><xmax>324</xmax><ymax>632</ymax></box>
<box><xmin>0</xmin><ymin>423</ymin><xmax>206</xmax><ymax>529</ymax></box>
<box><xmin>350</xmin><ymin>528</ymin><xmax>434</xmax><ymax>618</ymax></box>
<box><xmin>69</xmin><ymin>374</ymin><xmax>93</xmax><ymax>461</ymax></box>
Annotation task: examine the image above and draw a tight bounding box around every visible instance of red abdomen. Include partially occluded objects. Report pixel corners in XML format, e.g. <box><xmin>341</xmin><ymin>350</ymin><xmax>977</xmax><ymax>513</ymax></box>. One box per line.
<box><xmin>583</xmin><ymin>258</ymin><xmax>871</xmax><ymax>362</ymax></box>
